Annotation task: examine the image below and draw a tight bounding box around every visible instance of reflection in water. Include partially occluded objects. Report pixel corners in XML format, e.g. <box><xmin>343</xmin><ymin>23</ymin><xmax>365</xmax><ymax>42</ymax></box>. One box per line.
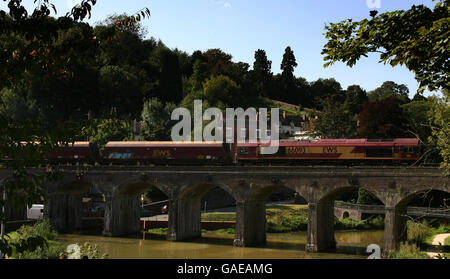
<box><xmin>57</xmin><ymin>230</ymin><xmax>384</xmax><ymax>259</ymax></box>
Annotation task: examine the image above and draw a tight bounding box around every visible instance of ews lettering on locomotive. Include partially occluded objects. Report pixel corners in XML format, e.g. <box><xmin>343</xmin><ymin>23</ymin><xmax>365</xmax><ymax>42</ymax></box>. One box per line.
<box><xmin>323</xmin><ymin>146</ymin><xmax>338</xmax><ymax>154</ymax></box>
<box><xmin>286</xmin><ymin>147</ymin><xmax>306</xmax><ymax>154</ymax></box>
<box><xmin>153</xmin><ymin>150</ymin><xmax>172</xmax><ymax>158</ymax></box>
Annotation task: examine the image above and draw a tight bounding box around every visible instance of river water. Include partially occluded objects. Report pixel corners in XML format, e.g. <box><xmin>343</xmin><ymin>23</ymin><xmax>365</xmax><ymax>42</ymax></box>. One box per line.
<box><xmin>57</xmin><ymin>230</ymin><xmax>384</xmax><ymax>259</ymax></box>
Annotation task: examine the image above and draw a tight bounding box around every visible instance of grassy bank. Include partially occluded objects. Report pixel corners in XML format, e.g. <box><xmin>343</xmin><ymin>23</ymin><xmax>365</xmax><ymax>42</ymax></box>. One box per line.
<box><xmin>422</xmin><ymin>224</ymin><xmax>450</xmax><ymax>245</ymax></box>
<box><xmin>387</xmin><ymin>221</ymin><xmax>450</xmax><ymax>259</ymax></box>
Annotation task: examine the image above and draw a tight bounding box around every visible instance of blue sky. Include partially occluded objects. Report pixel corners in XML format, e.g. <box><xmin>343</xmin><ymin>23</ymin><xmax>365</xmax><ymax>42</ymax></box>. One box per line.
<box><xmin>4</xmin><ymin>0</ymin><xmax>438</xmax><ymax>97</ymax></box>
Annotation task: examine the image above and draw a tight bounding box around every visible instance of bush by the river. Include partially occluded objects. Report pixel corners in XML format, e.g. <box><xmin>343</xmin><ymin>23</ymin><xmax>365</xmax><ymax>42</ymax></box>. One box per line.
<box><xmin>4</xmin><ymin>219</ymin><xmax>64</xmax><ymax>259</ymax></box>
<box><xmin>3</xmin><ymin>220</ymin><xmax>107</xmax><ymax>259</ymax></box>
<box><xmin>406</xmin><ymin>220</ymin><xmax>431</xmax><ymax>244</ymax></box>
<box><xmin>387</xmin><ymin>242</ymin><xmax>430</xmax><ymax>259</ymax></box>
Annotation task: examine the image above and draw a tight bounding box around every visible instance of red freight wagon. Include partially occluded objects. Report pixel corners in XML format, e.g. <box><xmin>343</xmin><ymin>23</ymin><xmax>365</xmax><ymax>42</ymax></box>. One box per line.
<box><xmin>103</xmin><ymin>141</ymin><xmax>230</xmax><ymax>164</ymax></box>
<box><xmin>47</xmin><ymin>142</ymin><xmax>97</xmax><ymax>163</ymax></box>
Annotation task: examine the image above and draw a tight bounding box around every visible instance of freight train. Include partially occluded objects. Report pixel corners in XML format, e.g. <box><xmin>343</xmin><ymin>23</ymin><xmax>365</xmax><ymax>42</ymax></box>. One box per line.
<box><xmin>42</xmin><ymin>138</ymin><xmax>420</xmax><ymax>165</ymax></box>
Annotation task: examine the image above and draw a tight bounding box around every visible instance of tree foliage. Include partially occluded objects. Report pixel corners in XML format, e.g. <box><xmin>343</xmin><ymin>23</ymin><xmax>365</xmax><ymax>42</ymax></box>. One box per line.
<box><xmin>322</xmin><ymin>0</ymin><xmax>449</xmax><ymax>93</ymax></box>
<box><xmin>141</xmin><ymin>98</ymin><xmax>176</xmax><ymax>141</ymax></box>
<box><xmin>252</xmin><ymin>49</ymin><xmax>273</xmax><ymax>98</ymax></box>
<box><xmin>312</xmin><ymin>97</ymin><xmax>357</xmax><ymax>139</ymax></box>
<box><xmin>368</xmin><ymin>81</ymin><xmax>410</xmax><ymax>104</ymax></box>
<box><xmin>0</xmin><ymin>0</ymin><xmax>151</xmax><ymax>254</ymax></box>
<box><xmin>428</xmin><ymin>95</ymin><xmax>450</xmax><ymax>174</ymax></box>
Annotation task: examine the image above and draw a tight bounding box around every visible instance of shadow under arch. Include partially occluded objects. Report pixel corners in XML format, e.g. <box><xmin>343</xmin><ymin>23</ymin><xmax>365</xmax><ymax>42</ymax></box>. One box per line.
<box><xmin>310</xmin><ymin>185</ymin><xmax>385</xmax><ymax>253</ymax></box>
<box><xmin>395</xmin><ymin>187</ymin><xmax>450</xmax><ymax>209</ymax></box>
<box><xmin>168</xmin><ymin>182</ymin><xmax>237</xmax><ymax>243</ymax></box>
<box><xmin>391</xmin><ymin>188</ymin><xmax>450</xmax><ymax>246</ymax></box>
<box><xmin>44</xmin><ymin>180</ymin><xmax>96</xmax><ymax>234</ymax></box>
<box><xmin>233</xmin><ymin>183</ymin><xmax>309</xmax><ymax>248</ymax></box>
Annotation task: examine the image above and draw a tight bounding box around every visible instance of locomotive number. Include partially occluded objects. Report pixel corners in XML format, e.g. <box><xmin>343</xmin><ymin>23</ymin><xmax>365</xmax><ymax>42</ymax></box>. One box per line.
<box><xmin>323</xmin><ymin>146</ymin><xmax>338</xmax><ymax>154</ymax></box>
<box><xmin>286</xmin><ymin>147</ymin><xmax>306</xmax><ymax>154</ymax></box>
<box><xmin>153</xmin><ymin>150</ymin><xmax>172</xmax><ymax>158</ymax></box>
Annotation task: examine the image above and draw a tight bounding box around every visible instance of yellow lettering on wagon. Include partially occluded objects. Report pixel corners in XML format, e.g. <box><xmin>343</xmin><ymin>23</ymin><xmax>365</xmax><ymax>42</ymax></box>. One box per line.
<box><xmin>152</xmin><ymin>150</ymin><xmax>172</xmax><ymax>158</ymax></box>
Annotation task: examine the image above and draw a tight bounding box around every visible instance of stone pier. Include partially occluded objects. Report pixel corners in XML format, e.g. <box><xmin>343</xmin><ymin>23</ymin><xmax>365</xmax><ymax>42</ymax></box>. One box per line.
<box><xmin>167</xmin><ymin>197</ymin><xmax>202</xmax><ymax>241</ymax></box>
<box><xmin>383</xmin><ymin>204</ymin><xmax>408</xmax><ymax>251</ymax></box>
<box><xmin>306</xmin><ymin>201</ymin><xmax>336</xmax><ymax>252</ymax></box>
<box><xmin>45</xmin><ymin>193</ymin><xmax>83</xmax><ymax>233</ymax></box>
<box><xmin>103</xmin><ymin>194</ymin><xmax>141</xmax><ymax>236</ymax></box>
<box><xmin>234</xmin><ymin>200</ymin><xmax>266</xmax><ymax>247</ymax></box>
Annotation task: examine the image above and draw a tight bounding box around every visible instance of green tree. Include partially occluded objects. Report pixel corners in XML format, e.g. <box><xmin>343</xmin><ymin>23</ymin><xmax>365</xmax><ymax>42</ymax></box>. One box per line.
<box><xmin>279</xmin><ymin>46</ymin><xmax>298</xmax><ymax>102</ymax></box>
<box><xmin>0</xmin><ymin>0</ymin><xmax>151</xmax><ymax>256</ymax></box>
<box><xmin>428</xmin><ymin>95</ymin><xmax>450</xmax><ymax>174</ymax></box>
<box><xmin>159</xmin><ymin>48</ymin><xmax>183</xmax><ymax>104</ymax></box>
<box><xmin>98</xmin><ymin>65</ymin><xmax>141</xmax><ymax>118</ymax></box>
<box><xmin>190</xmin><ymin>59</ymin><xmax>210</xmax><ymax>92</ymax></box>
<box><xmin>401</xmin><ymin>100</ymin><xmax>433</xmax><ymax>142</ymax></box>
<box><xmin>0</xmin><ymin>87</ymin><xmax>39</xmax><ymax>121</ymax></box>
<box><xmin>141</xmin><ymin>98</ymin><xmax>177</xmax><ymax>141</ymax></box>
<box><xmin>309</xmin><ymin>78</ymin><xmax>345</xmax><ymax>109</ymax></box>
<box><xmin>252</xmin><ymin>49</ymin><xmax>273</xmax><ymax>98</ymax></box>
<box><xmin>322</xmin><ymin>0</ymin><xmax>449</xmax><ymax>173</ymax></box>
<box><xmin>344</xmin><ymin>85</ymin><xmax>368</xmax><ymax>115</ymax></box>
<box><xmin>312</xmin><ymin>97</ymin><xmax>357</xmax><ymax>139</ymax></box>
<box><xmin>322</xmin><ymin>0</ymin><xmax>449</xmax><ymax>93</ymax></box>
<box><xmin>368</xmin><ymin>81</ymin><xmax>410</xmax><ymax>104</ymax></box>
<box><xmin>84</xmin><ymin>115</ymin><xmax>133</xmax><ymax>153</ymax></box>
<box><xmin>202</xmin><ymin>75</ymin><xmax>241</xmax><ymax>110</ymax></box>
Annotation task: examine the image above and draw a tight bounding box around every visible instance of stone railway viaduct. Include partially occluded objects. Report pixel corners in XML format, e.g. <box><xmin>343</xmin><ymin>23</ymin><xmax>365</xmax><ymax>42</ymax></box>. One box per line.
<box><xmin>1</xmin><ymin>165</ymin><xmax>448</xmax><ymax>252</ymax></box>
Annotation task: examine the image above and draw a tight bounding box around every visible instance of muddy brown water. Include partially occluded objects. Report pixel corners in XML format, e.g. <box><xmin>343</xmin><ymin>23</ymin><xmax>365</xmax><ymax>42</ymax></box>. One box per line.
<box><xmin>57</xmin><ymin>230</ymin><xmax>384</xmax><ymax>259</ymax></box>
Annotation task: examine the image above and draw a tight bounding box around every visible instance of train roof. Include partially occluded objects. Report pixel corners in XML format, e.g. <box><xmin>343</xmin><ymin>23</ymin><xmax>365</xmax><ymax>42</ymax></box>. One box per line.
<box><xmin>105</xmin><ymin>141</ymin><xmax>224</xmax><ymax>148</ymax></box>
<box><xmin>238</xmin><ymin>138</ymin><xmax>419</xmax><ymax>147</ymax></box>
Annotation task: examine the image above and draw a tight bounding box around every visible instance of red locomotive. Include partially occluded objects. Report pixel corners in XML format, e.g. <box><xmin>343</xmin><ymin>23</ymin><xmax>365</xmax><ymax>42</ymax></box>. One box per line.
<box><xmin>45</xmin><ymin>138</ymin><xmax>420</xmax><ymax>165</ymax></box>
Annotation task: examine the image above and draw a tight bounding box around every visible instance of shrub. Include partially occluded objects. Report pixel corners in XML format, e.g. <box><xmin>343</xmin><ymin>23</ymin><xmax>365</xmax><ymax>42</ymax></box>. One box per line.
<box><xmin>387</xmin><ymin>242</ymin><xmax>430</xmax><ymax>259</ymax></box>
<box><xmin>407</xmin><ymin>220</ymin><xmax>431</xmax><ymax>244</ymax></box>
<box><xmin>4</xmin><ymin>220</ymin><xmax>63</xmax><ymax>259</ymax></box>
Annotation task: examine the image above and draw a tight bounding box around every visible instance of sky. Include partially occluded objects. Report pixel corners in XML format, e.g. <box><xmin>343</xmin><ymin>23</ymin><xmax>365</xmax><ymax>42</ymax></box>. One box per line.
<box><xmin>2</xmin><ymin>0</ymin><xmax>439</xmax><ymax>97</ymax></box>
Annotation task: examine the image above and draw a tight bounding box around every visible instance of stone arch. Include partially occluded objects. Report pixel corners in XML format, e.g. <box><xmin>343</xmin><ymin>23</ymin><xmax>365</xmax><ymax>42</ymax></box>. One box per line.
<box><xmin>395</xmin><ymin>186</ymin><xmax>450</xmax><ymax>208</ymax></box>
<box><xmin>168</xmin><ymin>182</ymin><xmax>237</xmax><ymax>243</ymax></box>
<box><xmin>178</xmin><ymin>182</ymin><xmax>236</xmax><ymax>201</ymax></box>
<box><xmin>245</xmin><ymin>181</ymin><xmax>308</xmax><ymax>204</ymax></box>
<box><xmin>318</xmin><ymin>185</ymin><xmax>385</xmax><ymax>205</ymax></box>
<box><xmin>44</xmin><ymin>180</ymin><xmax>96</xmax><ymax>233</ymax></box>
<box><xmin>383</xmin><ymin>187</ymin><xmax>450</xmax><ymax>252</ymax></box>
<box><xmin>343</xmin><ymin>211</ymin><xmax>350</xmax><ymax>219</ymax></box>
<box><xmin>306</xmin><ymin>185</ymin><xmax>385</xmax><ymax>253</ymax></box>
<box><xmin>233</xmin><ymin>182</ymin><xmax>308</xmax><ymax>248</ymax></box>
<box><xmin>54</xmin><ymin>180</ymin><xmax>94</xmax><ymax>195</ymax></box>
<box><xmin>115</xmin><ymin>180</ymin><xmax>170</xmax><ymax>198</ymax></box>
